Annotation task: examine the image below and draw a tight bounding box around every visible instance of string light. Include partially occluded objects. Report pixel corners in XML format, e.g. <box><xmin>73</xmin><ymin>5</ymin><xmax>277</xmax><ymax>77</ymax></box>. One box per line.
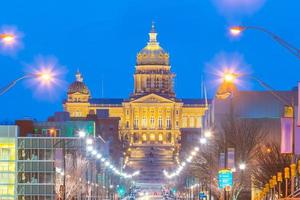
<box><xmin>164</xmin><ymin>131</ymin><xmax>211</xmax><ymax>179</ymax></box>
<box><xmin>80</xmin><ymin>132</ymin><xmax>140</xmax><ymax>179</ymax></box>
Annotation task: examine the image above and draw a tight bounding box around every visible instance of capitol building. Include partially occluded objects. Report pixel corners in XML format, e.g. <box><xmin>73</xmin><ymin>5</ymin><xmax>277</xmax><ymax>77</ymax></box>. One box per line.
<box><xmin>63</xmin><ymin>24</ymin><xmax>209</xmax><ymax>185</ymax></box>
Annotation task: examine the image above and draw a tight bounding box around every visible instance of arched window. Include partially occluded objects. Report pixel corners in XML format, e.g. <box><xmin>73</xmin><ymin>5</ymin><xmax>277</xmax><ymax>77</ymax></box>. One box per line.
<box><xmin>134</xmin><ymin>117</ymin><xmax>139</xmax><ymax>129</ymax></box>
<box><xmin>150</xmin><ymin>116</ymin><xmax>155</xmax><ymax>128</ymax></box>
<box><xmin>142</xmin><ymin>117</ymin><xmax>147</xmax><ymax>128</ymax></box>
<box><xmin>189</xmin><ymin>117</ymin><xmax>195</xmax><ymax>128</ymax></box>
<box><xmin>167</xmin><ymin>133</ymin><xmax>172</xmax><ymax>143</ymax></box>
<box><xmin>142</xmin><ymin>134</ymin><xmax>147</xmax><ymax>141</ymax></box>
<box><xmin>182</xmin><ymin>117</ymin><xmax>187</xmax><ymax>127</ymax></box>
<box><xmin>150</xmin><ymin>133</ymin><xmax>155</xmax><ymax>141</ymax></box>
<box><xmin>158</xmin><ymin>116</ymin><xmax>162</xmax><ymax>129</ymax></box>
<box><xmin>166</xmin><ymin>116</ymin><xmax>171</xmax><ymax>129</ymax></box>
<box><xmin>158</xmin><ymin>134</ymin><xmax>163</xmax><ymax>142</ymax></box>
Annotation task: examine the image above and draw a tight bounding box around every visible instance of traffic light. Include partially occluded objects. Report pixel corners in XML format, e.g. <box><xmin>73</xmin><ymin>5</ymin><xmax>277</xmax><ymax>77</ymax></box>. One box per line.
<box><xmin>171</xmin><ymin>187</ymin><xmax>177</xmax><ymax>194</ymax></box>
<box><xmin>117</xmin><ymin>185</ymin><xmax>126</xmax><ymax>197</ymax></box>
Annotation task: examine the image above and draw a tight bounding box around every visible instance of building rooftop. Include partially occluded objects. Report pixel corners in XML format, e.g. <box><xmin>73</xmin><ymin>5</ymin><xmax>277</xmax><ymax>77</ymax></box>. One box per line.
<box><xmin>89</xmin><ymin>98</ymin><xmax>124</xmax><ymax>105</ymax></box>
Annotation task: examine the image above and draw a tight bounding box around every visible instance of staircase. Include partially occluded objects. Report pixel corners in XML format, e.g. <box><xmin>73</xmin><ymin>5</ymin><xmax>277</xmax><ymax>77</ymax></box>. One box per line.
<box><xmin>127</xmin><ymin>145</ymin><xmax>176</xmax><ymax>188</ymax></box>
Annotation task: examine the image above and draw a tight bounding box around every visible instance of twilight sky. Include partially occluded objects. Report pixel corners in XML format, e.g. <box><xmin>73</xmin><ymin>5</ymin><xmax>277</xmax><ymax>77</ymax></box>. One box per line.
<box><xmin>0</xmin><ymin>0</ymin><xmax>299</xmax><ymax>121</ymax></box>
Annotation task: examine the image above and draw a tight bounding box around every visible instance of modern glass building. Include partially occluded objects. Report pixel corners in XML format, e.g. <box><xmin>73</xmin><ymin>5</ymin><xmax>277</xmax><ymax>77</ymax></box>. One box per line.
<box><xmin>0</xmin><ymin>126</ymin><xmax>17</xmax><ymax>200</ymax></box>
<box><xmin>16</xmin><ymin>137</ymin><xmax>87</xmax><ymax>200</ymax></box>
<box><xmin>0</xmin><ymin>121</ymin><xmax>118</xmax><ymax>200</ymax></box>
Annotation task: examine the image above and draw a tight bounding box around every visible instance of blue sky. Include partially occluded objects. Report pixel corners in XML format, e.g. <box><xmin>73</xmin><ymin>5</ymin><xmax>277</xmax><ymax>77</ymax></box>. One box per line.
<box><xmin>0</xmin><ymin>0</ymin><xmax>299</xmax><ymax>121</ymax></box>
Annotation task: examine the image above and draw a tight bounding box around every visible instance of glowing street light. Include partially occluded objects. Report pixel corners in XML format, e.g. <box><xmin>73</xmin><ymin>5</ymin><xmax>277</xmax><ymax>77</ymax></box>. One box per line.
<box><xmin>204</xmin><ymin>129</ymin><xmax>213</xmax><ymax>138</ymax></box>
<box><xmin>223</xmin><ymin>72</ymin><xmax>238</xmax><ymax>83</ymax></box>
<box><xmin>200</xmin><ymin>137</ymin><xmax>207</xmax><ymax>144</ymax></box>
<box><xmin>0</xmin><ymin>69</ymin><xmax>56</xmax><ymax>96</ymax></box>
<box><xmin>239</xmin><ymin>163</ymin><xmax>246</xmax><ymax>170</ymax></box>
<box><xmin>78</xmin><ymin>130</ymin><xmax>86</xmax><ymax>138</ymax></box>
<box><xmin>0</xmin><ymin>33</ymin><xmax>16</xmax><ymax>46</ymax></box>
<box><xmin>86</xmin><ymin>138</ymin><xmax>93</xmax><ymax>145</ymax></box>
<box><xmin>229</xmin><ymin>25</ymin><xmax>300</xmax><ymax>59</ymax></box>
<box><xmin>229</xmin><ymin>26</ymin><xmax>245</xmax><ymax>36</ymax></box>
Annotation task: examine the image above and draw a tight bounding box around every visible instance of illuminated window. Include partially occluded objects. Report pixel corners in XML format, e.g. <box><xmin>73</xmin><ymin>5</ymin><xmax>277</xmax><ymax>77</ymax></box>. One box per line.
<box><xmin>176</xmin><ymin>110</ymin><xmax>179</xmax><ymax>115</ymax></box>
<box><xmin>126</xmin><ymin>121</ymin><xmax>129</xmax><ymax>128</ymax></box>
<box><xmin>175</xmin><ymin>121</ymin><xmax>179</xmax><ymax>128</ymax></box>
<box><xmin>142</xmin><ymin>117</ymin><xmax>147</xmax><ymax>128</ymax></box>
<box><xmin>158</xmin><ymin>116</ymin><xmax>162</xmax><ymax>128</ymax></box>
<box><xmin>166</xmin><ymin>117</ymin><xmax>171</xmax><ymax>129</ymax></box>
<box><xmin>142</xmin><ymin>134</ymin><xmax>147</xmax><ymax>141</ymax></box>
<box><xmin>182</xmin><ymin>117</ymin><xmax>187</xmax><ymax>127</ymax></box>
<box><xmin>150</xmin><ymin>116</ymin><xmax>155</xmax><ymax>128</ymax></box>
<box><xmin>74</xmin><ymin>111</ymin><xmax>82</xmax><ymax>117</ymax></box>
<box><xmin>134</xmin><ymin>117</ymin><xmax>139</xmax><ymax>129</ymax></box>
<box><xmin>158</xmin><ymin>134</ymin><xmax>163</xmax><ymax>141</ymax></box>
<box><xmin>150</xmin><ymin>134</ymin><xmax>155</xmax><ymax>141</ymax></box>
<box><xmin>196</xmin><ymin>117</ymin><xmax>202</xmax><ymax>128</ymax></box>
<box><xmin>0</xmin><ymin>148</ymin><xmax>10</xmax><ymax>160</ymax></box>
<box><xmin>189</xmin><ymin>117</ymin><xmax>195</xmax><ymax>128</ymax></box>
<box><xmin>126</xmin><ymin>110</ymin><xmax>129</xmax><ymax>115</ymax></box>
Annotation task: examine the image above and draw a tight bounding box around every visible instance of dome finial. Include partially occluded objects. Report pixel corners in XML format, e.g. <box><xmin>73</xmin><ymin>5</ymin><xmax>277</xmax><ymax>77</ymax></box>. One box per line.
<box><xmin>75</xmin><ymin>70</ymin><xmax>83</xmax><ymax>82</ymax></box>
<box><xmin>149</xmin><ymin>21</ymin><xmax>157</xmax><ymax>43</ymax></box>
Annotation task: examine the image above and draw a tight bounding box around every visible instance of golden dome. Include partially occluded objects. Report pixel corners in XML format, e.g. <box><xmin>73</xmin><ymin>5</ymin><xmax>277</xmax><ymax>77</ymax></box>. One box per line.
<box><xmin>68</xmin><ymin>70</ymin><xmax>90</xmax><ymax>95</ymax></box>
<box><xmin>136</xmin><ymin>23</ymin><xmax>169</xmax><ymax>66</ymax></box>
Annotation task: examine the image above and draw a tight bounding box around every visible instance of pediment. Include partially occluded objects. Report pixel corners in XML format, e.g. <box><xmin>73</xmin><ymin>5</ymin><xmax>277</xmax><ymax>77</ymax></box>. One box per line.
<box><xmin>130</xmin><ymin>94</ymin><xmax>175</xmax><ymax>104</ymax></box>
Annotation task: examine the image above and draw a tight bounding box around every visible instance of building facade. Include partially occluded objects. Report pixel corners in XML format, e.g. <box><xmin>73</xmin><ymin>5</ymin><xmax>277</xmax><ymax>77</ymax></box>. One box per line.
<box><xmin>63</xmin><ymin>24</ymin><xmax>209</xmax><ymax>185</ymax></box>
<box><xmin>0</xmin><ymin>126</ymin><xmax>17</xmax><ymax>200</ymax></box>
<box><xmin>0</xmin><ymin>120</ymin><xmax>122</xmax><ymax>200</ymax></box>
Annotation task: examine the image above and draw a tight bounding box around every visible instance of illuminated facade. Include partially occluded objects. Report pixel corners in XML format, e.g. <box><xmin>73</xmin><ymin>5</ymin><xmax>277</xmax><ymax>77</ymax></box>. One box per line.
<box><xmin>63</xmin><ymin>24</ymin><xmax>209</xmax><ymax>183</ymax></box>
<box><xmin>0</xmin><ymin>126</ymin><xmax>17</xmax><ymax>200</ymax></box>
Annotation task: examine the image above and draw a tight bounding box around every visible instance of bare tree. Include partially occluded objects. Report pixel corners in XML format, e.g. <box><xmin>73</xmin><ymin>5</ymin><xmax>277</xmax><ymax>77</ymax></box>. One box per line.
<box><xmin>219</xmin><ymin>118</ymin><xmax>267</xmax><ymax>200</ymax></box>
<box><xmin>181</xmin><ymin>117</ymin><xmax>268</xmax><ymax>200</ymax></box>
<box><xmin>56</xmin><ymin>153</ymin><xmax>88</xmax><ymax>200</ymax></box>
<box><xmin>251</xmin><ymin>143</ymin><xmax>291</xmax><ymax>190</ymax></box>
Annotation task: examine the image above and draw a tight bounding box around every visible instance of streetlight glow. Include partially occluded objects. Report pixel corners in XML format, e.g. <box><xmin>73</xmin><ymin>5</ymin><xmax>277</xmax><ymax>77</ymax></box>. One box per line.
<box><xmin>239</xmin><ymin>163</ymin><xmax>246</xmax><ymax>170</ymax></box>
<box><xmin>230</xmin><ymin>26</ymin><xmax>245</xmax><ymax>36</ymax></box>
<box><xmin>0</xmin><ymin>33</ymin><xmax>16</xmax><ymax>45</ymax></box>
<box><xmin>86</xmin><ymin>146</ymin><xmax>93</xmax><ymax>152</ymax></box>
<box><xmin>200</xmin><ymin>137</ymin><xmax>207</xmax><ymax>144</ymax></box>
<box><xmin>78</xmin><ymin>130</ymin><xmax>86</xmax><ymax>138</ymax></box>
<box><xmin>86</xmin><ymin>138</ymin><xmax>93</xmax><ymax>145</ymax></box>
<box><xmin>204</xmin><ymin>130</ymin><xmax>212</xmax><ymax>138</ymax></box>
<box><xmin>223</xmin><ymin>72</ymin><xmax>238</xmax><ymax>83</ymax></box>
<box><xmin>35</xmin><ymin>69</ymin><xmax>55</xmax><ymax>85</ymax></box>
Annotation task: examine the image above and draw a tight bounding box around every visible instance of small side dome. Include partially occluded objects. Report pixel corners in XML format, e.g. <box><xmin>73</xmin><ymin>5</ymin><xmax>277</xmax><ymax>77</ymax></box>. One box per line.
<box><xmin>68</xmin><ymin>70</ymin><xmax>90</xmax><ymax>95</ymax></box>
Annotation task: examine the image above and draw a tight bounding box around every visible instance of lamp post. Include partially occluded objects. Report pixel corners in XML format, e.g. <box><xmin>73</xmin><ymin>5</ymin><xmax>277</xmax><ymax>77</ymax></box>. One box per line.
<box><xmin>0</xmin><ymin>71</ymin><xmax>54</xmax><ymax>96</ymax></box>
<box><xmin>229</xmin><ymin>25</ymin><xmax>300</xmax><ymax>59</ymax></box>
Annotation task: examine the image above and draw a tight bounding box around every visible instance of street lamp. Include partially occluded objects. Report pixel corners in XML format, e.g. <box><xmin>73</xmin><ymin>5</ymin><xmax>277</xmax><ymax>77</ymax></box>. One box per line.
<box><xmin>200</xmin><ymin>137</ymin><xmax>207</xmax><ymax>144</ymax></box>
<box><xmin>0</xmin><ymin>33</ymin><xmax>16</xmax><ymax>46</ymax></box>
<box><xmin>229</xmin><ymin>25</ymin><xmax>300</xmax><ymax>59</ymax></box>
<box><xmin>78</xmin><ymin>130</ymin><xmax>86</xmax><ymax>138</ymax></box>
<box><xmin>204</xmin><ymin>129</ymin><xmax>213</xmax><ymax>138</ymax></box>
<box><xmin>239</xmin><ymin>163</ymin><xmax>246</xmax><ymax>170</ymax></box>
<box><xmin>0</xmin><ymin>70</ymin><xmax>55</xmax><ymax>96</ymax></box>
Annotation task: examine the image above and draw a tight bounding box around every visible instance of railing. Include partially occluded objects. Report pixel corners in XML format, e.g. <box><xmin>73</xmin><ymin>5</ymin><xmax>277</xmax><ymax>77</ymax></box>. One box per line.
<box><xmin>255</xmin><ymin>160</ymin><xmax>300</xmax><ymax>200</ymax></box>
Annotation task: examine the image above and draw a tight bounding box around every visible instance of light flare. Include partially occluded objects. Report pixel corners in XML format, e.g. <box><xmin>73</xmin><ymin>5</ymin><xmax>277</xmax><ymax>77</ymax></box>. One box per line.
<box><xmin>0</xmin><ymin>26</ymin><xmax>23</xmax><ymax>54</ymax></box>
<box><xmin>0</xmin><ymin>33</ymin><xmax>16</xmax><ymax>45</ymax></box>
<box><xmin>230</xmin><ymin>26</ymin><xmax>245</xmax><ymax>36</ymax></box>
<box><xmin>24</xmin><ymin>56</ymin><xmax>67</xmax><ymax>101</ymax></box>
<box><xmin>205</xmin><ymin>52</ymin><xmax>251</xmax><ymax>92</ymax></box>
